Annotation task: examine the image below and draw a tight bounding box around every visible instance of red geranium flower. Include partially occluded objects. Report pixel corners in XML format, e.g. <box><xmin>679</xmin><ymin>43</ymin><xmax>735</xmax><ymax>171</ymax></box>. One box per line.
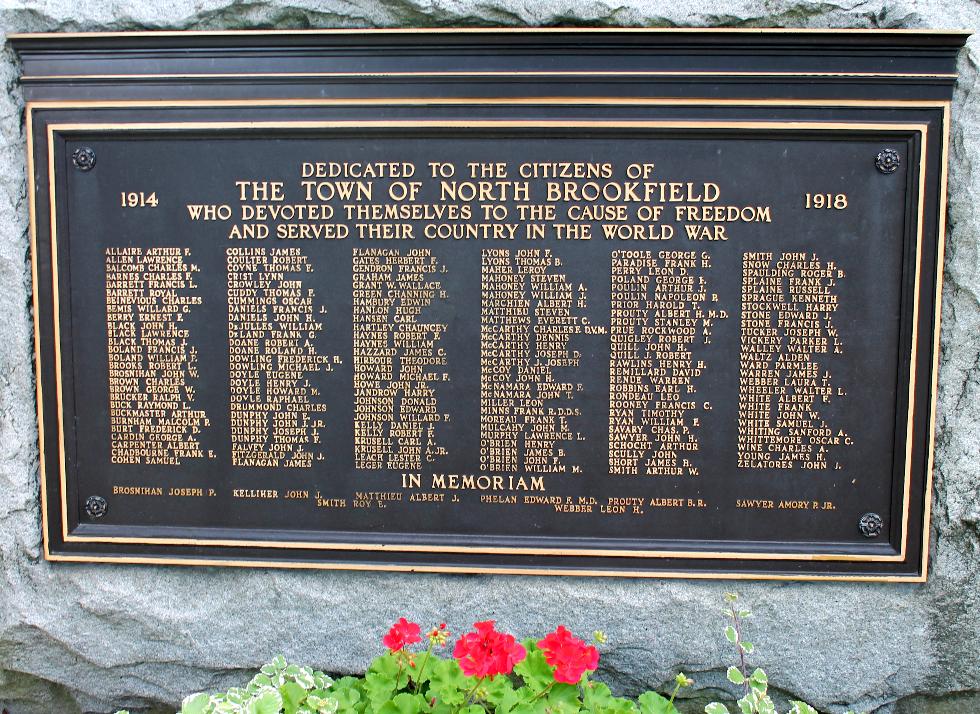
<box><xmin>453</xmin><ymin>620</ymin><xmax>527</xmax><ymax>678</ymax></box>
<box><xmin>383</xmin><ymin>617</ymin><xmax>422</xmax><ymax>652</ymax></box>
<box><xmin>537</xmin><ymin>625</ymin><xmax>600</xmax><ymax>684</ymax></box>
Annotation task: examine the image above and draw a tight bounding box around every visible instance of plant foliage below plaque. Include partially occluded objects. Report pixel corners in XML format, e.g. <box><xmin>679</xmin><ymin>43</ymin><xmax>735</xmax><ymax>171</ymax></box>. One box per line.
<box><xmin>116</xmin><ymin>595</ymin><xmax>862</xmax><ymax>714</ymax></box>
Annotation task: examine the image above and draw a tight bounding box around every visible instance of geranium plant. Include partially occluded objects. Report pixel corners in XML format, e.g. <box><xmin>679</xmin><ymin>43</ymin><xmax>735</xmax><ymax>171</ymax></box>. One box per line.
<box><xmin>115</xmin><ymin>596</ymin><xmax>848</xmax><ymax>714</ymax></box>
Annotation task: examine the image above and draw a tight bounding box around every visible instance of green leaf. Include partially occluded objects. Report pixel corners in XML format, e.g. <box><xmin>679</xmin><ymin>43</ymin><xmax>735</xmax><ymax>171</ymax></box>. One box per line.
<box><xmin>514</xmin><ymin>644</ymin><xmax>555</xmax><ymax>690</ymax></box>
<box><xmin>330</xmin><ymin>682</ymin><xmax>363</xmax><ymax>713</ymax></box>
<box><xmin>287</xmin><ymin>665</ymin><xmax>317</xmax><ymax>690</ymax></box>
<box><xmin>306</xmin><ymin>695</ymin><xmax>340</xmax><ymax>714</ymax></box>
<box><xmin>459</xmin><ymin>707</ymin><xmax>487</xmax><ymax>714</ymax></box>
<box><xmin>638</xmin><ymin>690</ymin><xmax>678</xmax><ymax>714</ymax></box>
<box><xmin>332</xmin><ymin>676</ymin><xmax>361</xmax><ymax>692</ymax></box>
<box><xmin>181</xmin><ymin>693</ymin><xmax>212</xmax><ymax>714</ymax></box>
<box><xmin>724</xmin><ymin>626</ymin><xmax>738</xmax><ymax>644</ymax></box>
<box><xmin>281</xmin><ymin>681</ymin><xmax>309</xmax><ymax>714</ymax></box>
<box><xmin>726</xmin><ymin>667</ymin><xmax>745</xmax><ymax>685</ymax></box>
<box><xmin>251</xmin><ymin>674</ymin><xmax>275</xmax><ymax>689</ymax></box>
<box><xmin>483</xmin><ymin>675</ymin><xmax>520</xmax><ymax>714</ymax></box>
<box><xmin>740</xmin><ymin>642</ymin><xmax>754</xmax><ymax>655</ymax></box>
<box><xmin>313</xmin><ymin>673</ymin><xmax>334</xmax><ymax>690</ymax></box>
<box><xmin>368</xmin><ymin>654</ymin><xmax>402</xmax><ymax>680</ymax></box>
<box><xmin>704</xmin><ymin>704</ymin><xmax>730</xmax><ymax>714</ymax></box>
<box><xmin>581</xmin><ymin>683</ymin><xmax>636</xmax><ymax>714</ymax></box>
<box><xmin>510</xmin><ymin>700</ymin><xmax>550</xmax><ymax>714</ymax></box>
<box><xmin>247</xmin><ymin>689</ymin><xmax>285</xmax><ymax>714</ymax></box>
<box><xmin>365</xmin><ymin>674</ymin><xmax>399</xmax><ymax>710</ymax></box>
<box><xmin>365</xmin><ymin>654</ymin><xmax>406</xmax><ymax>708</ymax></box>
<box><xmin>227</xmin><ymin>687</ymin><xmax>248</xmax><ymax>704</ymax></box>
<box><xmin>546</xmin><ymin>702</ymin><xmax>581</xmax><ymax>714</ymax></box>
<box><xmin>584</xmin><ymin>681</ymin><xmax>611</xmax><ymax>712</ymax></box>
<box><xmin>427</xmin><ymin>658</ymin><xmax>472</xmax><ymax>708</ymax></box>
<box><xmin>749</xmin><ymin>669</ymin><xmax>767</xmax><ymax>685</ymax></box>
<box><xmin>547</xmin><ymin>683</ymin><xmax>582</xmax><ymax>709</ymax></box>
<box><xmin>611</xmin><ymin>698</ymin><xmax>640</xmax><ymax>714</ymax></box>
<box><xmin>588</xmin><ymin>682</ymin><xmax>613</xmax><ymax>700</ymax></box>
<box><xmin>377</xmin><ymin>692</ymin><xmax>425</xmax><ymax>714</ymax></box>
<box><xmin>789</xmin><ymin>703</ymin><xmax>818</xmax><ymax>714</ymax></box>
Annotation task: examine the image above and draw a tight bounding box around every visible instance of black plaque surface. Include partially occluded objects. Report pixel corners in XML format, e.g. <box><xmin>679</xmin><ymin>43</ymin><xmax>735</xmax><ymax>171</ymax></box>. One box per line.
<box><xmin>14</xmin><ymin>29</ymin><xmax>968</xmax><ymax>579</ymax></box>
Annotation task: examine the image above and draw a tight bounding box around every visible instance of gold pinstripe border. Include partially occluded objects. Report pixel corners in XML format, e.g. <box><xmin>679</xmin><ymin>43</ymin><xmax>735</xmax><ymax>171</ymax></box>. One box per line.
<box><xmin>919</xmin><ymin>103</ymin><xmax>953</xmax><ymax>580</ymax></box>
<box><xmin>26</xmin><ymin>99</ymin><xmax>946</xmax><ymax>579</ymax></box>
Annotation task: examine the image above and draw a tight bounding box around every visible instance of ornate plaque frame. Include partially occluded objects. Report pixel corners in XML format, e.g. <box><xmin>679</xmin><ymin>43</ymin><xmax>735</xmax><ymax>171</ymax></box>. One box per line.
<box><xmin>13</xmin><ymin>29</ymin><xmax>969</xmax><ymax>579</ymax></box>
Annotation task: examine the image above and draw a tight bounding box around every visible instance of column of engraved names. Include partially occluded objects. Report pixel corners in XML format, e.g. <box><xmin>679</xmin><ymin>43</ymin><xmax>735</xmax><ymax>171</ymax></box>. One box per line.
<box><xmin>352</xmin><ymin>248</ymin><xmax>450</xmax><ymax>470</ymax></box>
<box><xmin>480</xmin><ymin>248</ymin><xmax>587</xmax><ymax>475</ymax></box>
<box><xmin>105</xmin><ymin>247</ymin><xmax>210</xmax><ymax>464</ymax></box>
<box><xmin>609</xmin><ymin>250</ymin><xmax>724</xmax><ymax>476</ymax></box>
<box><xmin>738</xmin><ymin>252</ymin><xmax>851</xmax><ymax>469</ymax></box>
<box><xmin>227</xmin><ymin>247</ymin><xmax>339</xmax><ymax>468</ymax></box>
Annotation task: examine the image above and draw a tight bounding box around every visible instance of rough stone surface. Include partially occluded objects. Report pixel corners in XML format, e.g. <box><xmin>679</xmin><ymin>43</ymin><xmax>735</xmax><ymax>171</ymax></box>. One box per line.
<box><xmin>0</xmin><ymin>2</ymin><xmax>978</xmax><ymax>713</ymax></box>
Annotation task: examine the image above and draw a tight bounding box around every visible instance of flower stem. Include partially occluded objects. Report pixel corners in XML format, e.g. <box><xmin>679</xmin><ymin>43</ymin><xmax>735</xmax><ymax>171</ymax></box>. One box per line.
<box><xmin>668</xmin><ymin>681</ymin><xmax>681</xmax><ymax>707</ymax></box>
<box><xmin>730</xmin><ymin>606</ymin><xmax>749</xmax><ymax>698</ymax></box>
<box><xmin>413</xmin><ymin>643</ymin><xmax>435</xmax><ymax>694</ymax></box>
<box><xmin>395</xmin><ymin>660</ymin><xmax>405</xmax><ymax>691</ymax></box>
<box><xmin>456</xmin><ymin>676</ymin><xmax>485</xmax><ymax>712</ymax></box>
<box><xmin>528</xmin><ymin>681</ymin><xmax>555</xmax><ymax>703</ymax></box>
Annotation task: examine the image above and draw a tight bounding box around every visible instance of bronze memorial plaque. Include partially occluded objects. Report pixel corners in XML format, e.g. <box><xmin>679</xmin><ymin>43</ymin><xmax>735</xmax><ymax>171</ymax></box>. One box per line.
<box><xmin>13</xmin><ymin>29</ymin><xmax>968</xmax><ymax>578</ymax></box>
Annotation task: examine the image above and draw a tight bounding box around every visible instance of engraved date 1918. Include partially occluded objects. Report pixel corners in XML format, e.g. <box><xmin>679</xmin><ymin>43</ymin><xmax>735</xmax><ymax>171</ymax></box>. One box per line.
<box><xmin>804</xmin><ymin>192</ymin><xmax>847</xmax><ymax>209</ymax></box>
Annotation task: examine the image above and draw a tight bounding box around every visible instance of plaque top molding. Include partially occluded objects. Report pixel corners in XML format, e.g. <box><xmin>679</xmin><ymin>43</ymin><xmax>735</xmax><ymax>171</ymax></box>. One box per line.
<box><xmin>9</xmin><ymin>27</ymin><xmax>971</xmax><ymax>51</ymax></box>
<box><xmin>11</xmin><ymin>28</ymin><xmax>970</xmax><ymax>95</ymax></box>
<box><xmin>8</xmin><ymin>27</ymin><xmax>973</xmax><ymax>36</ymax></box>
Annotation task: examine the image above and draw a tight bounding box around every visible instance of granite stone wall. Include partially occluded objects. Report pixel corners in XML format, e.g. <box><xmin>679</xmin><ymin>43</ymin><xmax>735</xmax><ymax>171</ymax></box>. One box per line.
<box><xmin>0</xmin><ymin>3</ymin><xmax>978</xmax><ymax>713</ymax></box>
